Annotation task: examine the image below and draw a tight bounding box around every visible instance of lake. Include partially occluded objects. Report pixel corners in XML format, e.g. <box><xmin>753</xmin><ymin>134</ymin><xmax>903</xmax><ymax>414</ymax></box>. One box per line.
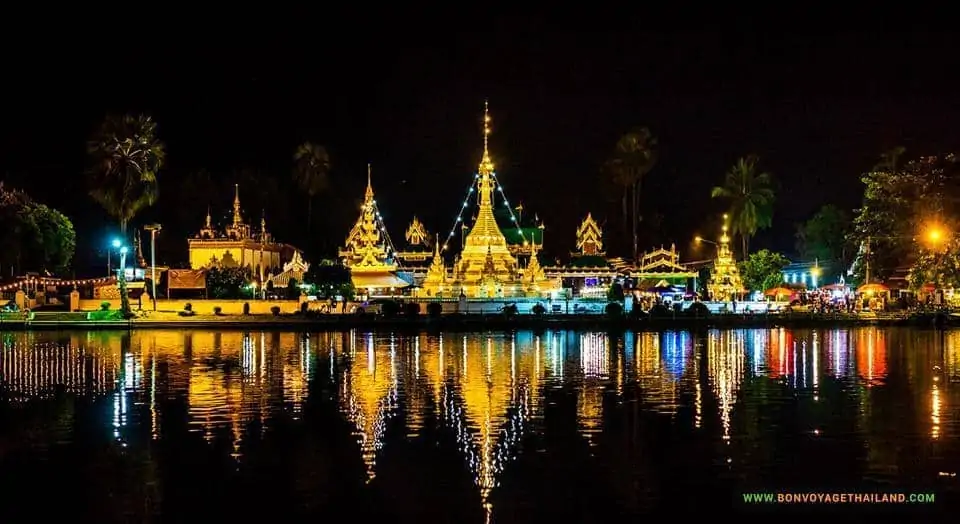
<box><xmin>0</xmin><ymin>327</ymin><xmax>956</xmax><ymax>520</ymax></box>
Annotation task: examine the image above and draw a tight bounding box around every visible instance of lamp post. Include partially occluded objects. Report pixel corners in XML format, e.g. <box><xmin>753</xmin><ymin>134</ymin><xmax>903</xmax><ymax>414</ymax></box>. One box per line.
<box><xmin>144</xmin><ymin>224</ymin><xmax>162</xmax><ymax>310</ymax></box>
<box><xmin>113</xmin><ymin>241</ymin><xmax>130</xmax><ymax>316</ymax></box>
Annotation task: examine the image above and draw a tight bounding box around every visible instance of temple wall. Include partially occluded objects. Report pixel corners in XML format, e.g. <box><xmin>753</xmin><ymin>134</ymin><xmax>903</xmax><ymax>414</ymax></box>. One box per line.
<box><xmin>78</xmin><ymin>299</ymin><xmax>303</xmax><ymax>315</ymax></box>
<box><xmin>188</xmin><ymin>244</ymin><xmax>283</xmax><ymax>272</ymax></box>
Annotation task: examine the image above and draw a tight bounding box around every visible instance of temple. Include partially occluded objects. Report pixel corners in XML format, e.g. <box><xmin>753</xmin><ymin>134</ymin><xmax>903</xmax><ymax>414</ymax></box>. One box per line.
<box><xmin>545</xmin><ymin>213</ymin><xmax>616</xmax><ymax>298</ymax></box>
<box><xmin>339</xmin><ymin>165</ymin><xmax>410</xmax><ymax>295</ymax></box>
<box><xmin>420</xmin><ymin>102</ymin><xmax>557</xmax><ymax>298</ymax></box>
<box><xmin>188</xmin><ymin>184</ymin><xmax>296</xmax><ymax>278</ymax></box>
<box><xmin>706</xmin><ymin>214</ymin><xmax>744</xmax><ymax>300</ymax></box>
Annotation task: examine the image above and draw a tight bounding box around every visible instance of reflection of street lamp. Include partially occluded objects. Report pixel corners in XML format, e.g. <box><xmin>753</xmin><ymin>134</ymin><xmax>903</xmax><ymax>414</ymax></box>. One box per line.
<box><xmin>144</xmin><ymin>224</ymin><xmax>162</xmax><ymax>310</ymax></box>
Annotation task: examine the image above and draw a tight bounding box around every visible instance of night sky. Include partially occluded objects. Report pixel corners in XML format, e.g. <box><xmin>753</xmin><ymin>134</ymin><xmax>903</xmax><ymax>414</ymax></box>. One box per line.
<box><xmin>3</xmin><ymin>29</ymin><xmax>958</xmax><ymax>275</ymax></box>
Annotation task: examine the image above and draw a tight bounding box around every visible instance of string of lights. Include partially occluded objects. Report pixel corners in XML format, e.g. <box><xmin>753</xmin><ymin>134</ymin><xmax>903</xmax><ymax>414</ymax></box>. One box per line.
<box><xmin>371</xmin><ymin>201</ymin><xmax>402</xmax><ymax>268</ymax></box>
<box><xmin>0</xmin><ymin>276</ymin><xmax>116</xmax><ymax>292</ymax></box>
<box><xmin>491</xmin><ymin>172</ymin><xmax>532</xmax><ymax>244</ymax></box>
<box><xmin>439</xmin><ymin>171</ymin><xmax>535</xmax><ymax>253</ymax></box>
<box><xmin>441</xmin><ymin>174</ymin><xmax>478</xmax><ymax>252</ymax></box>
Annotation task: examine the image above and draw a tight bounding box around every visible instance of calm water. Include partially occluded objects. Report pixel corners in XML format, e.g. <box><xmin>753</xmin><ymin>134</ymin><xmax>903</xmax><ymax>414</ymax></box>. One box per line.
<box><xmin>0</xmin><ymin>328</ymin><xmax>957</xmax><ymax>520</ymax></box>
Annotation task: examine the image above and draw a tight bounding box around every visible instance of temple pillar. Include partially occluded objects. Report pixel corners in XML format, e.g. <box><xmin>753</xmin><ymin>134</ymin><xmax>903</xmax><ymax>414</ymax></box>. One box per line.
<box><xmin>15</xmin><ymin>289</ymin><xmax>25</xmax><ymax>311</ymax></box>
<box><xmin>70</xmin><ymin>289</ymin><xmax>80</xmax><ymax>312</ymax></box>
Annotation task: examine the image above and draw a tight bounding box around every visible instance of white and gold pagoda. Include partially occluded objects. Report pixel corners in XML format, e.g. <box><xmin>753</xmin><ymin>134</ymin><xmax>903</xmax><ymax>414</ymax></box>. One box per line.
<box><xmin>706</xmin><ymin>214</ymin><xmax>745</xmax><ymax>301</ymax></box>
<box><xmin>420</xmin><ymin>102</ymin><xmax>557</xmax><ymax>298</ymax></box>
<box><xmin>340</xmin><ymin>166</ymin><xmax>410</xmax><ymax>294</ymax></box>
<box><xmin>188</xmin><ymin>184</ymin><xmax>290</xmax><ymax>275</ymax></box>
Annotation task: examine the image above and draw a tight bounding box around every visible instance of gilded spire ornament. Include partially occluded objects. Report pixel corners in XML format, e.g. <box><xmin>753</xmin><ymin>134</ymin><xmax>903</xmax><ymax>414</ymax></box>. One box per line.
<box><xmin>706</xmin><ymin>214</ymin><xmax>744</xmax><ymax>301</ymax></box>
<box><xmin>232</xmin><ymin>183</ymin><xmax>242</xmax><ymax>227</ymax></box>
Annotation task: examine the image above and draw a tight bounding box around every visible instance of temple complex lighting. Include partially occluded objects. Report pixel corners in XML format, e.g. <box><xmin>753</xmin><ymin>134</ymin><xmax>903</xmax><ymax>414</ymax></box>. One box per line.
<box><xmin>340</xmin><ymin>165</ymin><xmax>410</xmax><ymax>295</ymax></box>
<box><xmin>421</xmin><ymin>101</ymin><xmax>557</xmax><ymax>298</ymax></box>
<box><xmin>706</xmin><ymin>214</ymin><xmax>745</xmax><ymax>301</ymax></box>
<box><xmin>187</xmin><ymin>184</ymin><xmax>295</xmax><ymax>276</ymax></box>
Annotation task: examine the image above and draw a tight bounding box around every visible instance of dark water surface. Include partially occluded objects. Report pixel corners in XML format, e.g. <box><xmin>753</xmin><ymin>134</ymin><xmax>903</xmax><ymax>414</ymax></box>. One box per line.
<box><xmin>0</xmin><ymin>328</ymin><xmax>957</xmax><ymax>520</ymax></box>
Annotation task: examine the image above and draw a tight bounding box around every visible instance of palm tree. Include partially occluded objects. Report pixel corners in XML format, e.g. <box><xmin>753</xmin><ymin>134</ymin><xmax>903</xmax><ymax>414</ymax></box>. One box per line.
<box><xmin>293</xmin><ymin>142</ymin><xmax>332</xmax><ymax>233</ymax></box>
<box><xmin>87</xmin><ymin>114</ymin><xmax>165</xmax><ymax>234</ymax></box>
<box><xmin>711</xmin><ymin>155</ymin><xmax>775</xmax><ymax>259</ymax></box>
<box><xmin>605</xmin><ymin>129</ymin><xmax>658</xmax><ymax>260</ymax></box>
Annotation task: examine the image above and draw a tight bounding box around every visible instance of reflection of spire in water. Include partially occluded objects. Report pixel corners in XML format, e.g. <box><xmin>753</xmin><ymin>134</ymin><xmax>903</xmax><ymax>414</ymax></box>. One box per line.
<box><xmin>420</xmin><ymin>332</ymin><xmax>542</xmax><ymax>523</ymax></box>
<box><xmin>932</xmin><ymin>376</ymin><xmax>942</xmax><ymax>440</ymax></box>
<box><xmin>708</xmin><ymin>330</ymin><xmax>745</xmax><ymax>444</ymax></box>
<box><xmin>578</xmin><ymin>333</ymin><xmax>608</xmax><ymax>444</ymax></box>
<box><xmin>339</xmin><ymin>334</ymin><xmax>398</xmax><ymax>482</ymax></box>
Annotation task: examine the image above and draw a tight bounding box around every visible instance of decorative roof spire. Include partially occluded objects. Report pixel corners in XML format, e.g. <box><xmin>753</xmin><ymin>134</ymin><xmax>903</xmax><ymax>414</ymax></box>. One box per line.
<box><xmin>261</xmin><ymin>210</ymin><xmax>267</xmax><ymax>235</ymax></box>
<box><xmin>365</xmin><ymin>163</ymin><xmax>374</xmax><ymax>202</ymax></box>
<box><xmin>232</xmin><ymin>183</ymin><xmax>242</xmax><ymax>227</ymax></box>
<box><xmin>478</xmin><ymin>100</ymin><xmax>494</xmax><ymax>175</ymax></box>
<box><xmin>205</xmin><ymin>206</ymin><xmax>212</xmax><ymax>229</ymax></box>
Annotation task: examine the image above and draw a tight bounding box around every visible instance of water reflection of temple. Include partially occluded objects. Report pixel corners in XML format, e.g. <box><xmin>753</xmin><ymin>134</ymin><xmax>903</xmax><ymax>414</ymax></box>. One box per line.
<box><xmin>338</xmin><ymin>332</ymin><xmax>399</xmax><ymax>482</ymax></box>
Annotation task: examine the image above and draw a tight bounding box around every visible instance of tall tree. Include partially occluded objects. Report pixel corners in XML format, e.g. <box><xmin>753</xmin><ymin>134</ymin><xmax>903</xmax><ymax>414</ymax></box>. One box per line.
<box><xmin>605</xmin><ymin>129</ymin><xmax>657</xmax><ymax>260</ymax></box>
<box><xmin>87</xmin><ymin>114</ymin><xmax>166</xmax><ymax>234</ymax></box>
<box><xmin>850</xmin><ymin>150</ymin><xmax>959</xmax><ymax>284</ymax></box>
<box><xmin>795</xmin><ymin>204</ymin><xmax>853</xmax><ymax>278</ymax></box>
<box><xmin>293</xmin><ymin>142</ymin><xmax>332</xmax><ymax>234</ymax></box>
<box><xmin>0</xmin><ymin>183</ymin><xmax>75</xmax><ymax>276</ymax></box>
<box><xmin>711</xmin><ymin>155</ymin><xmax>775</xmax><ymax>259</ymax></box>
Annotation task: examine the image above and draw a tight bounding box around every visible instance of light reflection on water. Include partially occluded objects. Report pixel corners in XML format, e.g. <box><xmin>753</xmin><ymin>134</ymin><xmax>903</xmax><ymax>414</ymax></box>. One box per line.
<box><xmin>0</xmin><ymin>327</ymin><xmax>958</xmax><ymax>518</ymax></box>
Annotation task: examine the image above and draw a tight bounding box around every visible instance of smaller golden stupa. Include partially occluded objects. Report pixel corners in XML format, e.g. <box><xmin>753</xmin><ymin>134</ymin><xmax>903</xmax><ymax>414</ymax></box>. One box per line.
<box><xmin>340</xmin><ymin>165</ymin><xmax>410</xmax><ymax>294</ymax></box>
<box><xmin>706</xmin><ymin>214</ymin><xmax>745</xmax><ymax>301</ymax></box>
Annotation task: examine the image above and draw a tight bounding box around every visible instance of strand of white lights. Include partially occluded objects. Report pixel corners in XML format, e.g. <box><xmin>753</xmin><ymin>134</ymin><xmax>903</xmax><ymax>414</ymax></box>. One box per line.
<box><xmin>491</xmin><ymin>172</ymin><xmax>530</xmax><ymax>244</ymax></box>
<box><xmin>369</xmin><ymin>199</ymin><xmax>402</xmax><ymax>267</ymax></box>
<box><xmin>441</xmin><ymin>174</ymin><xmax>479</xmax><ymax>252</ymax></box>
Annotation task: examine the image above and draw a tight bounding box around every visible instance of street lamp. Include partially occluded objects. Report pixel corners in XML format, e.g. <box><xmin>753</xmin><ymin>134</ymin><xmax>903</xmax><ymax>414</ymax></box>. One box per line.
<box><xmin>107</xmin><ymin>238</ymin><xmax>122</xmax><ymax>276</ymax></box>
<box><xmin>695</xmin><ymin>236</ymin><xmax>718</xmax><ymax>247</ymax></box>
<box><xmin>144</xmin><ymin>224</ymin><xmax>162</xmax><ymax>310</ymax></box>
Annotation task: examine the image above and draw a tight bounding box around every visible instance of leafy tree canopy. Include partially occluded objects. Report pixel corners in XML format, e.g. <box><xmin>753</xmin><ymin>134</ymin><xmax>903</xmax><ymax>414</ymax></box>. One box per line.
<box><xmin>304</xmin><ymin>260</ymin><xmax>354</xmax><ymax>300</ymax></box>
<box><xmin>206</xmin><ymin>266</ymin><xmax>252</xmax><ymax>299</ymax></box>
<box><xmin>850</xmin><ymin>150</ymin><xmax>960</xmax><ymax>285</ymax></box>
<box><xmin>796</xmin><ymin>204</ymin><xmax>853</xmax><ymax>279</ymax></box>
<box><xmin>0</xmin><ymin>183</ymin><xmax>76</xmax><ymax>276</ymax></box>
<box><xmin>738</xmin><ymin>249</ymin><xmax>790</xmax><ymax>292</ymax></box>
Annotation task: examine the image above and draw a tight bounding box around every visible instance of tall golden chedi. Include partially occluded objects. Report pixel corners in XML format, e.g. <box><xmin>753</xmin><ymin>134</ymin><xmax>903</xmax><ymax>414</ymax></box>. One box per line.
<box><xmin>421</xmin><ymin>102</ymin><xmax>556</xmax><ymax>298</ymax></box>
<box><xmin>340</xmin><ymin>166</ymin><xmax>410</xmax><ymax>294</ymax></box>
<box><xmin>706</xmin><ymin>214</ymin><xmax>745</xmax><ymax>301</ymax></box>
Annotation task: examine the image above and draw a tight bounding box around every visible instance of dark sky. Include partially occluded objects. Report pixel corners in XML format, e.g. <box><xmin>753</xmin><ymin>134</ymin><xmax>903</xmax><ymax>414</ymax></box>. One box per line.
<box><xmin>2</xmin><ymin>28</ymin><xmax>959</xmax><ymax>274</ymax></box>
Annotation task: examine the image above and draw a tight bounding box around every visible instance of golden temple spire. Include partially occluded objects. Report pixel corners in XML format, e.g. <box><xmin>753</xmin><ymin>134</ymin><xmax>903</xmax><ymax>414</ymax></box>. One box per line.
<box><xmin>232</xmin><ymin>183</ymin><xmax>242</xmax><ymax>227</ymax></box>
<box><xmin>261</xmin><ymin>210</ymin><xmax>267</xmax><ymax>237</ymax></box>
<box><xmin>365</xmin><ymin>163</ymin><xmax>374</xmax><ymax>202</ymax></box>
<box><xmin>205</xmin><ymin>206</ymin><xmax>212</xmax><ymax>229</ymax></box>
<box><xmin>479</xmin><ymin>100</ymin><xmax>494</xmax><ymax>175</ymax></box>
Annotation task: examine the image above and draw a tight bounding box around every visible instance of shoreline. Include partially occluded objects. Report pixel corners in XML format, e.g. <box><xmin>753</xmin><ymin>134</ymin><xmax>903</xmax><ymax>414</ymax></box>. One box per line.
<box><xmin>0</xmin><ymin>312</ymin><xmax>952</xmax><ymax>332</ymax></box>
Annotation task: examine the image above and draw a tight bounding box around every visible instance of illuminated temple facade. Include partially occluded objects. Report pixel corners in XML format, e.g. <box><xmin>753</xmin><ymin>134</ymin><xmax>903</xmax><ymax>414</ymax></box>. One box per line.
<box><xmin>339</xmin><ymin>166</ymin><xmax>410</xmax><ymax>294</ymax></box>
<box><xmin>420</xmin><ymin>103</ymin><xmax>558</xmax><ymax>298</ymax></box>
<box><xmin>188</xmin><ymin>184</ymin><xmax>295</xmax><ymax>276</ymax></box>
<box><xmin>706</xmin><ymin>215</ymin><xmax>744</xmax><ymax>301</ymax></box>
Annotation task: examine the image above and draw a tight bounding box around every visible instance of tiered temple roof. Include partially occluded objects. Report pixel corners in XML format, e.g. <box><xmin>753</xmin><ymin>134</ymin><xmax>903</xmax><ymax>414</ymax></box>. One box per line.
<box><xmin>340</xmin><ymin>166</ymin><xmax>410</xmax><ymax>293</ymax></box>
<box><xmin>421</xmin><ymin>101</ymin><xmax>556</xmax><ymax>298</ymax></box>
<box><xmin>706</xmin><ymin>215</ymin><xmax>745</xmax><ymax>300</ymax></box>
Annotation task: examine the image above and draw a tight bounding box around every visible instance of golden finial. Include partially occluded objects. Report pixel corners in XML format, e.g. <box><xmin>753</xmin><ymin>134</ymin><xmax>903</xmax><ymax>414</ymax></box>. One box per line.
<box><xmin>261</xmin><ymin>209</ymin><xmax>266</xmax><ymax>233</ymax></box>
<box><xmin>479</xmin><ymin>100</ymin><xmax>494</xmax><ymax>174</ymax></box>
<box><xmin>365</xmin><ymin>163</ymin><xmax>374</xmax><ymax>202</ymax></box>
<box><xmin>205</xmin><ymin>205</ymin><xmax>211</xmax><ymax>229</ymax></box>
<box><xmin>232</xmin><ymin>183</ymin><xmax>242</xmax><ymax>226</ymax></box>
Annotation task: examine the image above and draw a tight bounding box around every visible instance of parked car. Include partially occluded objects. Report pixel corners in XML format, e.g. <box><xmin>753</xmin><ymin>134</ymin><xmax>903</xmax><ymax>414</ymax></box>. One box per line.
<box><xmin>1</xmin><ymin>300</ymin><xmax>18</xmax><ymax>312</ymax></box>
